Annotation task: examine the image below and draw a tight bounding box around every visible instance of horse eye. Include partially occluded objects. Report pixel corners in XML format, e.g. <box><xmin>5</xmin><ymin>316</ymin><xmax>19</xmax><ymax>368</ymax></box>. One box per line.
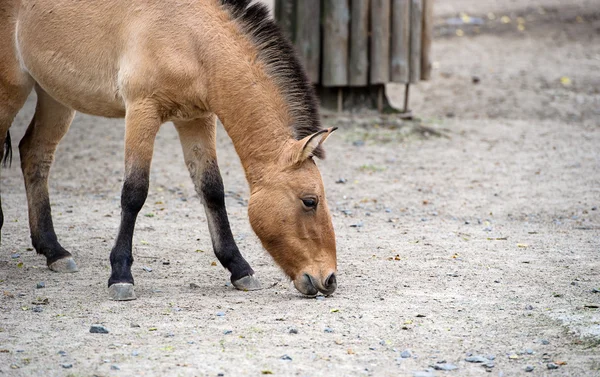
<box><xmin>301</xmin><ymin>198</ymin><xmax>317</xmax><ymax>209</ymax></box>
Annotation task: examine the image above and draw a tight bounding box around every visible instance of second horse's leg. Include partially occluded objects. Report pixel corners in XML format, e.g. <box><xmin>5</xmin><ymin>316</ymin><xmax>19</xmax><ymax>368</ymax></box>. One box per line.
<box><xmin>19</xmin><ymin>86</ymin><xmax>77</xmax><ymax>272</ymax></box>
<box><xmin>108</xmin><ymin>103</ymin><xmax>161</xmax><ymax>300</ymax></box>
<box><xmin>175</xmin><ymin>116</ymin><xmax>260</xmax><ymax>290</ymax></box>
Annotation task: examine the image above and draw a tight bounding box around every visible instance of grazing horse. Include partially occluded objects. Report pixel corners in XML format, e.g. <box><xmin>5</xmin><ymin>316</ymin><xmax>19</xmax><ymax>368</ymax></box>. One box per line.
<box><xmin>0</xmin><ymin>0</ymin><xmax>338</xmax><ymax>299</ymax></box>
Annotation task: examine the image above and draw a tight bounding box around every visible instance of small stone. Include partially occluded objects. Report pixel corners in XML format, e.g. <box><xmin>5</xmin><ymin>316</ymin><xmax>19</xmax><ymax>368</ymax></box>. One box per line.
<box><xmin>217</xmin><ymin>373</ymin><xmax>224</xmax><ymax>377</ymax></box>
<box><xmin>525</xmin><ymin>365</ymin><xmax>534</xmax><ymax>372</ymax></box>
<box><xmin>280</xmin><ymin>354</ymin><xmax>292</xmax><ymax>361</ymax></box>
<box><xmin>369</xmin><ymin>346</ymin><xmax>376</xmax><ymax>350</ymax></box>
<box><xmin>111</xmin><ymin>365</ymin><xmax>120</xmax><ymax>370</ymax></box>
<box><xmin>216</xmin><ymin>312</ymin><xmax>225</xmax><ymax>317</ymax></box>
<box><xmin>526</xmin><ymin>349</ymin><xmax>534</xmax><ymax>354</ymax></box>
<box><xmin>36</xmin><ymin>282</ymin><xmax>45</xmax><ymax>289</ymax></box>
<box><xmin>324</xmin><ymin>327</ymin><xmax>334</xmax><ymax>333</ymax></box>
<box><xmin>289</xmin><ymin>328</ymin><xmax>298</xmax><ymax>334</ymax></box>
<box><xmin>190</xmin><ymin>283</ymin><xmax>200</xmax><ymax>289</ymax></box>
<box><xmin>349</xmin><ymin>221</ymin><xmax>363</xmax><ymax>228</ymax></box>
<box><xmin>335</xmin><ymin>178</ymin><xmax>347</xmax><ymax>184</ymax></box>
<box><xmin>165</xmin><ymin>332</ymin><xmax>175</xmax><ymax>337</ymax></box>
<box><xmin>132</xmin><ymin>350</ymin><xmax>139</xmax><ymax>356</ymax></box>
<box><xmin>142</xmin><ymin>266</ymin><xmax>152</xmax><ymax>272</ymax></box>
<box><xmin>353</xmin><ymin>140</ymin><xmax>365</xmax><ymax>147</ymax></box>
<box><xmin>592</xmin><ymin>206</ymin><xmax>597</xmax><ymax>211</ymax></box>
<box><xmin>547</xmin><ymin>363</ymin><xmax>559</xmax><ymax>370</ymax></box>
<box><xmin>32</xmin><ymin>306</ymin><xmax>43</xmax><ymax>313</ymax></box>
<box><xmin>540</xmin><ymin>339</ymin><xmax>550</xmax><ymax>345</ymax></box>
<box><xmin>508</xmin><ymin>353</ymin><xmax>519</xmax><ymax>360</ymax></box>
<box><xmin>465</xmin><ymin>355</ymin><xmax>488</xmax><ymax>363</ymax></box>
<box><xmin>592</xmin><ymin>288</ymin><xmax>600</xmax><ymax>293</ymax></box>
<box><xmin>472</xmin><ymin>76</ymin><xmax>481</xmax><ymax>84</ymax></box>
<box><xmin>58</xmin><ymin>350</ymin><xmax>67</xmax><ymax>356</ymax></box>
<box><xmin>413</xmin><ymin>370</ymin><xmax>435</xmax><ymax>377</ymax></box>
<box><xmin>11</xmin><ymin>253</ymin><xmax>20</xmax><ymax>259</ymax></box>
<box><xmin>525</xmin><ymin>304</ymin><xmax>534</xmax><ymax>310</ymax></box>
<box><xmin>89</xmin><ymin>324</ymin><xmax>109</xmax><ymax>334</ymax></box>
<box><xmin>482</xmin><ymin>361</ymin><xmax>495</xmax><ymax>368</ymax></box>
<box><xmin>431</xmin><ymin>363</ymin><xmax>458</xmax><ymax>371</ymax></box>
<box><xmin>130</xmin><ymin>323</ymin><xmax>140</xmax><ymax>328</ymax></box>
<box><xmin>315</xmin><ymin>296</ymin><xmax>325</xmax><ymax>301</ymax></box>
<box><xmin>487</xmin><ymin>355</ymin><xmax>496</xmax><ymax>360</ymax></box>
<box><xmin>223</xmin><ymin>330</ymin><xmax>232</xmax><ymax>335</ymax></box>
<box><xmin>401</xmin><ymin>350</ymin><xmax>411</xmax><ymax>358</ymax></box>
<box><xmin>61</xmin><ymin>363</ymin><xmax>73</xmax><ymax>369</ymax></box>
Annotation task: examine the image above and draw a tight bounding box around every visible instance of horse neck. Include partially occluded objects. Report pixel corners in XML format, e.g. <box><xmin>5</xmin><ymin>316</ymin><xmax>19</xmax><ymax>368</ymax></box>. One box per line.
<box><xmin>203</xmin><ymin>41</ymin><xmax>294</xmax><ymax>189</ymax></box>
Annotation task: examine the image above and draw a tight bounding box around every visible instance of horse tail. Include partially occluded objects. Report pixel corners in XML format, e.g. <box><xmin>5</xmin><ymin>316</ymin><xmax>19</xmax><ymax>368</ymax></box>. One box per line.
<box><xmin>2</xmin><ymin>131</ymin><xmax>12</xmax><ymax>167</ymax></box>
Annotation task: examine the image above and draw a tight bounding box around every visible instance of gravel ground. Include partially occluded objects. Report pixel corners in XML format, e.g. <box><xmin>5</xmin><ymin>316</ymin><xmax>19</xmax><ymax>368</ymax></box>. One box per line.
<box><xmin>1</xmin><ymin>0</ymin><xmax>599</xmax><ymax>376</ymax></box>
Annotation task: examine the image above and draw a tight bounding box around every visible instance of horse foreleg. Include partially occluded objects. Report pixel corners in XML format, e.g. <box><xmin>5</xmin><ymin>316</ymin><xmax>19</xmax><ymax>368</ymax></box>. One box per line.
<box><xmin>108</xmin><ymin>103</ymin><xmax>161</xmax><ymax>300</ymax></box>
<box><xmin>19</xmin><ymin>86</ymin><xmax>77</xmax><ymax>272</ymax></box>
<box><xmin>174</xmin><ymin>116</ymin><xmax>260</xmax><ymax>291</ymax></box>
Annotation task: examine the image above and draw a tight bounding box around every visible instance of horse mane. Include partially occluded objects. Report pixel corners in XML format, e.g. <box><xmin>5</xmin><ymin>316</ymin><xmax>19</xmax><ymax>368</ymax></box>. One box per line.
<box><xmin>219</xmin><ymin>0</ymin><xmax>325</xmax><ymax>158</ymax></box>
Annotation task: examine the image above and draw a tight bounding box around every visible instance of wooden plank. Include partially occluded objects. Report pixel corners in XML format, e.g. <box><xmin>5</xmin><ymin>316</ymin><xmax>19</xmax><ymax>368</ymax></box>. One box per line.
<box><xmin>420</xmin><ymin>0</ymin><xmax>433</xmax><ymax>80</ymax></box>
<box><xmin>390</xmin><ymin>0</ymin><xmax>410</xmax><ymax>83</ymax></box>
<box><xmin>370</xmin><ymin>0</ymin><xmax>391</xmax><ymax>84</ymax></box>
<box><xmin>349</xmin><ymin>0</ymin><xmax>369</xmax><ymax>86</ymax></box>
<box><xmin>409</xmin><ymin>0</ymin><xmax>422</xmax><ymax>83</ymax></box>
<box><xmin>274</xmin><ymin>0</ymin><xmax>296</xmax><ymax>42</ymax></box>
<box><xmin>322</xmin><ymin>0</ymin><xmax>350</xmax><ymax>87</ymax></box>
<box><xmin>295</xmin><ymin>0</ymin><xmax>322</xmax><ymax>83</ymax></box>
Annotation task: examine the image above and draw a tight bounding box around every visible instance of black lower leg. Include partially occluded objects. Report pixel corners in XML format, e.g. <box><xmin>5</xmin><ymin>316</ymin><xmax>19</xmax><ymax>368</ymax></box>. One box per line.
<box><xmin>201</xmin><ymin>161</ymin><xmax>254</xmax><ymax>282</ymax></box>
<box><xmin>108</xmin><ymin>170</ymin><xmax>149</xmax><ymax>287</ymax></box>
<box><xmin>31</xmin><ymin>196</ymin><xmax>72</xmax><ymax>265</ymax></box>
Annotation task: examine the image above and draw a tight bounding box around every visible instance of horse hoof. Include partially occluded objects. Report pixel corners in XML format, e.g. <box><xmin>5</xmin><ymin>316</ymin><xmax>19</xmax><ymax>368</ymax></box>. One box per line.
<box><xmin>232</xmin><ymin>275</ymin><xmax>262</xmax><ymax>291</ymax></box>
<box><xmin>48</xmin><ymin>257</ymin><xmax>79</xmax><ymax>273</ymax></box>
<box><xmin>108</xmin><ymin>283</ymin><xmax>136</xmax><ymax>301</ymax></box>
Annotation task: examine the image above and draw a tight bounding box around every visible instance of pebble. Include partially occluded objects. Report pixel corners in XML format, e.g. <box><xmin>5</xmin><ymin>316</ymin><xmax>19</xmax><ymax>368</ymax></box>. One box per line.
<box><xmin>482</xmin><ymin>361</ymin><xmax>495</xmax><ymax>369</ymax></box>
<box><xmin>223</xmin><ymin>330</ymin><xmax>232</xmax><ymax>335</ymax></box>
<box><xmin>11</xmin><ymin>253</ymin><xmax>20</xmax><ymax>259</ymax></box>
<box><xmin>216</xmin><ymin>312</ymin><xmax>225</xmax><ymax>317</ymax></box>
<box><xmin>353</xmin><ymin>140</ymin><xmax>365</xmax><ymax>147</ymax></box>
<box><xmin>526</xmin><ymin>349</ymin><xmax>534</xmax><ymax>354</ymax></box>
<box><xmin>349</xmin><ymin>221</ymin><xmax>363</xmax><ymax>228</ymax></box>
<box><xmin>142</xmin><ymin>266</ymin><xmax>153</xmax><ymax>272</ymax></box>
<box><xmin>400</xmin><ymin>350</ymin><xmax>411</xmax><ymax>358</ymax></box>
<box><xmin>36</xmin><ymin>282</ymin><xmax>45</xmax><ymax>289</ymax></box>
<box><xmin>280</xmin><ymin>354</ymin><xmax>292</xmax><ymax>361</ymax></box>
<box><xmin>324</xmin><ymin>327</ymin><xmax>334</xmax><ymax>333</ymax></box>
<box><xmin>540</xmin><ymin>339</ymin><xmax>550</xmax><ymax>345</ymax></box>
<box><xmin>130</xmin><ymin>323</ymin><xmax>140</xmax><ymax>328</ymax></box>
<box><xmin>289</xmin><ymin>328</ymin><xmax>298</xmax><ymax>334</ymax></box>
<box><xmin>525</xmin><ymin>365</ymin><xmax>534</xmax><ymax>372</ymax></box>
<box><xmin>592</xmin><ymin>288</ymin><xmax>600</xmax><ymax>293</ymax></box>
<box><xmin>465</xmin><ymin>355</ymin><xmax>488</xmax><ymax>363</ymax></box>
<box><xmin>431</xmin><ymin>363</ymin><xmax>458</xmax><ymax>371</ymax></box>
<box><xmin>315</xmin><ymin>296</ymin><xmax>325</xmax><ymax>301</ymax></box>
<box><xmin>132</xmin><ymin>350</ymin><xmax>139</xmax><ymax>356</ymax></box>
<box><xmin>32</xmin><ymin>306</ymin><xmax>43</xmax><ymax>313</ymax></box>
<box><xmin>547</xmin><ymin>363</ymin><xmax>559</xmax><ymax>370</ymax></box>
<box><xmin>89</xmin><ymin>324</ymin><xmax>109</xmax><ymax>334</ymax></box>
<box><xmin>335</xmin><ymin>178</ymin><xmax>347</xmax><ymax>184</ymax></box>
<box><xmin>413</xmin><ymin>370</ymin><xmax>435</xmax><ymax>377</ymax></box>
<box><xmin>525</xmin><ymin>304</ymin><xmax>534</xmax><ymax>310</ymax></box>
<box><xmin>487</xmin><ymin>355</ymin><xmax>496</xmax><ymax>360</ymax></box>
<box><xmin>111</xmin><ymin>365</ymin><xmax>120</xmax><ymax>370</ymax></box>
<box><xmin>58</xmin><ymin>350</ymin><xmax>67</xmax><ymax>356</ymax></box>
<box><xmin>61</xmin><ymin>363</ymin><xmax>73</xmax><ymax>369</ymax></box>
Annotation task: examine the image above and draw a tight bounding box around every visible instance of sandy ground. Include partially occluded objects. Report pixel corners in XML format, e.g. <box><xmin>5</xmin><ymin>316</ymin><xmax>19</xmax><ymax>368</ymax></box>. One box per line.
<box><xmin>1</xmin><ymin>0</ymin><xmax>599</xmax><ymax>376</ymax></box>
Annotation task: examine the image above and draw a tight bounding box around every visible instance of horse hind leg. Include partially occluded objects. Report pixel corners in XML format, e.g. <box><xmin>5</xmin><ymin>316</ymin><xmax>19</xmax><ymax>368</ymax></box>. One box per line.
<box><xmin>19</xmin><ymin>85</ymin><xmax>77</xmax><ymax>272</ymax></box>
<box><xmin>174</xmin><ymin>116</ymin><xmax>261</xmax><ymax>291</ymax></box>
<box><xmin>0</xmin><ymin>78</ymin><xmax>33</xmax><ymax>244</ymax></box>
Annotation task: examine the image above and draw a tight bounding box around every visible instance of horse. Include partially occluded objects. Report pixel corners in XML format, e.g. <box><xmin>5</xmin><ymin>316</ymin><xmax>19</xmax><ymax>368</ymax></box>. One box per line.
<box><xmin>0</xmin><ymin>0</ymin><xmax>338</xmax><ymax>300</ymax></box>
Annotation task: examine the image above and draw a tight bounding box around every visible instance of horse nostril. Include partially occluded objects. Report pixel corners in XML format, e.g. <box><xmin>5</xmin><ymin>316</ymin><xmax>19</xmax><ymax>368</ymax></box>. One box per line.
<box><xmin>324</xmin><ymin>273</ymin><xmax>337</xmax><ymax>289</ymax></box>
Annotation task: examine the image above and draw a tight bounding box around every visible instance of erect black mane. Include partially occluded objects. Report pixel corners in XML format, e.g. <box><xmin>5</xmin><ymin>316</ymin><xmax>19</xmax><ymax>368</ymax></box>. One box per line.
<box><xmin>219</xmin><ymin>0</ymin><xmax>324</xmax><ymax>158</ymax></box>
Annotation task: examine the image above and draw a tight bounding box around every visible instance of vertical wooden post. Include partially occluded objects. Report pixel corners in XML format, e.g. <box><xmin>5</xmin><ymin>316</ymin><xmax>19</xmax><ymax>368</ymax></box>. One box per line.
<box><xmin>295</xmin><ymin>0</ymin><xmax>322</xmax><ymax>83</ymax></box>
<box><xmin>420</xmin><ymin>0</ymin><xmax>433</xmax><ymax>80</ymax></box>
<box><xmin>322</xmin><ymin>0</ymin><xmax>350</xmax><ymax>87</ymax></box>
<box><xmin>390</xmin><ymin>0</ymin><xmax>410</xmax><ymax>83</ymax></box>
<box><xmin>409</xmin><ymin>0</ymin><xmax>422</xmax><ymax>83</ymax></box>
<box><xmin>274</xmin><ymin>0</ymin><xmax>297</xmax><ymax>42</ymax></box>
<box><xmin>349</xmin><ymin>0</ymin><xmax>369</xmax><ymax>86</ymax></box>
<box><xmin>370</xmin><ymin>0</ymin><xmax>391</xmax><ymax>84</ymax></box>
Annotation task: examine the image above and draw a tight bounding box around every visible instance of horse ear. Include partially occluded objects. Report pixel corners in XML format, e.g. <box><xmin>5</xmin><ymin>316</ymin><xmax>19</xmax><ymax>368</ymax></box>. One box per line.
<box><xmin>291</xmin><ymin>127</ymin><xmax>337</xmax><ymax>164</ymax></box>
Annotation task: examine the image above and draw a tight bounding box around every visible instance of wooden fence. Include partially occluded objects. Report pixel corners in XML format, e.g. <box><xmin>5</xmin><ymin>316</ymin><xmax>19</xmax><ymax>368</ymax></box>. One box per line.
<box><xmin>275</xmin><ymin>0</ymin><xmax>433</xmax><ymax>112</ymax></box>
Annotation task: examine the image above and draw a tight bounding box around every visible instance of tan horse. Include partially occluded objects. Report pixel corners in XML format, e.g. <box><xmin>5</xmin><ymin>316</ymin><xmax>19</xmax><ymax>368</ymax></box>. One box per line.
<box><xmin>0</xmin><ymin>0</ymin><xmax>338</xmax><ymax>299</ymax></box>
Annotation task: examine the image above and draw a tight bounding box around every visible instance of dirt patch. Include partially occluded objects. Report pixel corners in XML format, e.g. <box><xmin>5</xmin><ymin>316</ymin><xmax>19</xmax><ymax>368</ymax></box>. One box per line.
<box><xmin>1</xmin><ymin>0</ymin><xmax>599</xmax><ymax>376</ymax></box>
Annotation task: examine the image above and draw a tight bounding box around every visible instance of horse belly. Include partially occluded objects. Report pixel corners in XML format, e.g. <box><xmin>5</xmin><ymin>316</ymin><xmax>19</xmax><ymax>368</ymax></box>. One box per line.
<box><xmin>16</xmin><ymin>1</ymin><xmax>127</xmax><ymax>117</ymax></box>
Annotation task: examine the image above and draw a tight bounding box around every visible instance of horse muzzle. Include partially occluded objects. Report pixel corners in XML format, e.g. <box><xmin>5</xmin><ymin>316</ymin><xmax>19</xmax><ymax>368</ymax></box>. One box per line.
<box><xmin>294</xmin><ymin>272</ymin><xmax>337</xmax><ymax>296</ymax></box>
